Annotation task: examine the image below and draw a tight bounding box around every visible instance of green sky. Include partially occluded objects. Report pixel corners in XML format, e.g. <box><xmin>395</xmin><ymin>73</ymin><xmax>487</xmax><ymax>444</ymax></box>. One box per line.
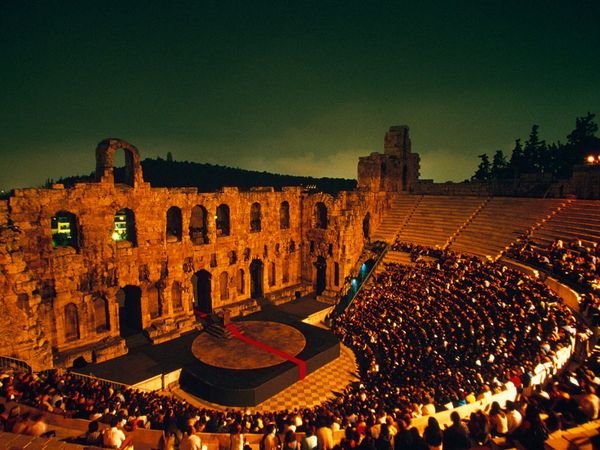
<box><xmin>1</xmin><ymin>0</ymin><xmax>599</xmax><ymax>190</ymax></box>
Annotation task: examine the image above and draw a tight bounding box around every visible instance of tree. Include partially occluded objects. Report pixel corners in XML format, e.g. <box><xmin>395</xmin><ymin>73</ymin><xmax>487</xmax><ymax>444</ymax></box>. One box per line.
<box><xmin>166</xmin><ymin>152</ymin><xmax>174</xmax><ymax>162</ymax></box>
<box><xmin>472</xmin><ymin>153</ymin><xmax>491</xmax><ymax>181</ymax></box>
<box><xmin>567</xmin><ymin>112</ymin><xmax>598</xmax><ymax>146</ymax></box>
<box><xmin>509</xmin><ymin>139</ymin><xmax>524</xmax><ymax>173</ymax></box>
<box><xmin>491</xmin><ymin>150</ymin><xmax>507</xmax><ymax>177</ymax></box>
<box><xmin>522</xmin><ymin>125</ymin><xmax>547</xmax><ymax>173</ymax></box>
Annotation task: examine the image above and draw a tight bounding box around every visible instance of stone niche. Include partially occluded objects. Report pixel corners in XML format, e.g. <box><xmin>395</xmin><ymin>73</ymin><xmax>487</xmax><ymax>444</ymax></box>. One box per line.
<box><xmin>0</xmin><ymin>137</ymin><xmax>391</xmax><ymax>369</ymax></box>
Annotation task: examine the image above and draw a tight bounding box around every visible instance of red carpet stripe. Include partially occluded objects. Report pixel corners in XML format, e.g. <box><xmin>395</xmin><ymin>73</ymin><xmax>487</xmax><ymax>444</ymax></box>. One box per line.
<box><xmin>193</xmin><ymin>309</ymin><xmax>306</xmax><ymax>380</ymax></box>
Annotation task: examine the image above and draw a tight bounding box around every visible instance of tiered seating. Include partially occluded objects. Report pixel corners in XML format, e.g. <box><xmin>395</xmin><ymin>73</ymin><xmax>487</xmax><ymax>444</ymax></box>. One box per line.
<box><xmin>395</xmin><ymin>196</ymin><xmax>485</xmax><ymax>248</ymax></box>
<box><xmin>531</xmin><ymin>200</ymin><xmax>600</xmax><ymax>246</ymax></box>
<box><xmin>450</xmin><ymin>197</ymin><xmax>566</xmax><ymax>259</ymax></box>
<box><xmin>370</xmin><ymin>195</ymin><xmax>422</xmax><ymax>243</ymax></box>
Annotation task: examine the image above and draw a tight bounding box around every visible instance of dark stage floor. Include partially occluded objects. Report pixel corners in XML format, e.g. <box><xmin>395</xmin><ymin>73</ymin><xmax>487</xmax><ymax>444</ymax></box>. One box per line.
<box><xmin>75</xmin><ymin>299</ymin><xmax>339</xmax><ymax>406</ymax></box>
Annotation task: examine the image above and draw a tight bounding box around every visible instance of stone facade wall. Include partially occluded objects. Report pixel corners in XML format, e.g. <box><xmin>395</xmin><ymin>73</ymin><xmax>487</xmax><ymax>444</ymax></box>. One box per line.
<box><xmin>0</xmin><ymin>139</ymin><xmax>387</xmax><ymax>369</ymax></box>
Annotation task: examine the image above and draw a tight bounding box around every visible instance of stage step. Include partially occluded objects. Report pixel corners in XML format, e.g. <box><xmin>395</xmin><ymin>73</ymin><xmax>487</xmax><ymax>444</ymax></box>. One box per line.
<box><xmin>205</xmin><ymin>322</ymin><xmax>241</xmax><ymax>340</ymax></box>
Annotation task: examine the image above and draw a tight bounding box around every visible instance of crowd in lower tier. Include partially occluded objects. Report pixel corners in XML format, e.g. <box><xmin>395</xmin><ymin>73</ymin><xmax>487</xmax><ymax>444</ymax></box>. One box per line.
<box><xmin>0</xmin><ymin>244</ymin><xmax>598</xmax><ymax>449</ymax></box>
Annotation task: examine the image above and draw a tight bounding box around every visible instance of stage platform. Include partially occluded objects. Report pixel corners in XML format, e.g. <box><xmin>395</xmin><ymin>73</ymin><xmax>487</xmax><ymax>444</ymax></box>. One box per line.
<box><xmin>74</xmin><ymin>299</ymin><xmax>339</xmax><ymax>407</ymax></box>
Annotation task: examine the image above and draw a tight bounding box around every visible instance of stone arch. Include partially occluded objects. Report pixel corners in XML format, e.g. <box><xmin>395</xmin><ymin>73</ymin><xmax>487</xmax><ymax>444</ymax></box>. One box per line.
<box><xmin>268</xmin><ymin>261</ymin><xmax>276</xmax><ymax>287</ymax></box>
<box><xmin>280</xmin><ymin>201</ymin><xmax>290</xmax><ymax>229</ymax></box>
<box><xmin>237</xmin><ymin>269</ymin><xmax>245</xmax><ymax>295</ymax></box>
<box><xmin>315</xmin><ymin>202</ymin><xmax>328</xmax><ymax>229</ymax></box>
<box><xmin>166</xmin><ymin>206</ymin><xmax>183</xmax><ymax>242</ymax></box>
<box><xmin>216</xmin><ymin>204</ymin><xmax>230</xmax><ymax>237</ymax></box>
<box><xmin>95</xmin><ymin>138</ymin><xmax>143</xmax><ymax>187</ymax></box>
<box><xmin>250</xmin><ymin>202</ymin><xmax>262</xmax><ymax>232</ymax></box>
<box><xmin>147</xmin><ymin>285</ymin><xmax>161</xmax><ymax>319</ymax></box>
<box><xmin>51</xmin><ymin>210</ymin><xmax>79</xmax><ymax>251</ymax></box>
<box><xmin>363</xmin><ymin>212</ymin><xmax>371</xmax><ymax>240</ymax></box>
<box><xmin>192</xmin><ymin>270</ymin><xmax>212</xmax><ymax>314</ymax></box>
<box><xmin>219</xmin><ymin>271</ymin><xmax>229</xmax><ymax>300</ymax></box>
<box><xmin>64</xmin><ymin>303</ymin><xmax>80</xmax><ymax>342</ymax></box>
<box><xmin>113</xmin><ymin>208</ymin><xmax>137</xmax><ymax>246</ymax></box>
<box><xmin>172</xmin><ymin>281</ymin><xmax>183</xmax><ymax>311</ymax></box>
<box><xmin>117</xmin><ymin>285</ymin><xmax>142</xmax><ymax>337</ymax></box>
<box><xmin>93</xmin><ymin>296</ymin><xmax>109</xmax><ymax>333</ymax></box>
<box><xmin>189</xmin><ymin>205</ymin><xmax>209</xmax><ymax>244</ymax></box>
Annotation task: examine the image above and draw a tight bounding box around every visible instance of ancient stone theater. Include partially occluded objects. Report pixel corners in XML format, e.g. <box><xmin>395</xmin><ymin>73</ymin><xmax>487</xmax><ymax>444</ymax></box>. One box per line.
<box><xmin>0</xmin><ymin>126</ymin><xmax>419</xmax><ymax>374</ymax></box>
<box><xmin>0</xmin><ymin>123</ymin><xmax>598</xmax><ymax>394</ymax></box>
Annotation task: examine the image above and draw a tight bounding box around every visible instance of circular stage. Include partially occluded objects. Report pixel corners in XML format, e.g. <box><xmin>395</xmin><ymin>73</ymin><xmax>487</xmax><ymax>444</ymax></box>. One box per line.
<box><xmin>191</xmin><ymin>321</ymin><xmax>306</xmax><ymax>370</ymax></box>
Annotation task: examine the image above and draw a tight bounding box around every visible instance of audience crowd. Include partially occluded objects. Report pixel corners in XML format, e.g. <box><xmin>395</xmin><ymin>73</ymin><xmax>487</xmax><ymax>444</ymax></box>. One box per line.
<box><xmin>508</xmin><ymin>238</ymin><xmax>599</xmax><ymax>294</ymax></box>
<box><xmin>0</xmin><ymin>243</ymin><xmax>597</xmax><ymax>449</ymax></box>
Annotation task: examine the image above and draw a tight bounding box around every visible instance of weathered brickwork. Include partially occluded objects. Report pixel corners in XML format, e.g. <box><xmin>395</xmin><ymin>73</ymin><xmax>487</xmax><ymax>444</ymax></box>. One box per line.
<box><xmin>0</xmin><ymin>138</ymin><xmax>391</xmax><ymax>369</ymax></box>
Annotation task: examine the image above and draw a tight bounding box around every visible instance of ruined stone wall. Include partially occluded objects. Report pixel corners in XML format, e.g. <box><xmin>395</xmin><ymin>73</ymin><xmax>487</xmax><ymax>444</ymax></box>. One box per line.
<box><xmin>0</xmin><ymin>139</ymin><xmax>388</xmax><ymax>369</ymax></box>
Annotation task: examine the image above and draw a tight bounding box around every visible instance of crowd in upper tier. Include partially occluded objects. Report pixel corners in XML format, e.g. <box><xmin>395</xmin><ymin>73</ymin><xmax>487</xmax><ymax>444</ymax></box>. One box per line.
<box><xmin>0</xmin><ymin>243</ymin><xmax>597</xmax><ymax>449</ymax></box>
<box><xmin>507</xmin><ymin>238</ymin><xmax>599</xmax><ymax>294</ymax></box>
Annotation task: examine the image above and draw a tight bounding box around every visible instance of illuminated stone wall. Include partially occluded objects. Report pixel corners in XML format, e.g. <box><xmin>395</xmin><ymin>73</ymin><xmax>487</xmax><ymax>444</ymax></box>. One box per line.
<box><xmin>0</xmin><ymin>139</ymin><xmax>387</xmax><ymax>369</ymax></box>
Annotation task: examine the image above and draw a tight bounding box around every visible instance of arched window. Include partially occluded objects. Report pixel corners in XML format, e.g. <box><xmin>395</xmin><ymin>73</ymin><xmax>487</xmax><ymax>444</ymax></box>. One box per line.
<box><xmin>250</xmin><ymin>202</ymin><xmax>261</xmax><ymax>232</ymax></box>
<box><xmin>269</xmin><ymin>262</ymin><xmax>276</xmax><ymax>287</ymax></box>
<box><xmin>237</xmin><ymin>269</ymin><xmax>245</xmax><ymax>295</ymax></box>
<box><xmin>166</xmin><ymin>206</ymin><xmax>182</xmax><ymax>242</ymax></box>
<box><xmin>148</xmin><ymin>285</ymin><xmax>161</xmax><ymax>319</ymax></box>
<box><xmin>189</xmin><ymin>205</ymin><xmax>209</xmax><ymax>244</ymax></box>
<box><xmin>64</xmin><ymin>303</ymin><xmax>80</xmax><ymax>341</ymax></box>
<box><xmin>280</xmin><ymin>201</ymin><xmax>290</xmax><ymax>229</ymax></box>
<box><xmin>113</xmin><ymin>147</ymin><xmax>135</xmax><ymax>187</ymax></box>
<box><xmin>315</xmin><ymin>202</ymin><xmax>328</xmax><ymax>229</ymax></box>
<box><xmin>113</xmin><ymin>208</ymin><xmax>137</xmax><ymax>246</ymax></box>
<box><xmin>172</xmin><ymin>281</ymin><xmax>183</xmax><ymax>311</ymax></box>
<box><xmin>51</xmin><ymin>211</ymin><xmax>79</xmax><ymax>250</ymax></box>
<box><xmin>216</xmin><ymin>204</ymin><xmax>230</xmax><ymax>237</ymax></box>
<box><xmin>220</xmin><ymin>271</ymin><xmax>229</xmax><ymax>300</ymax></box>
<box><xmin>93</xmin><ymin>297</ymin><xmax>109</xmax><ymax>333</ymax></box>
<box><xmin>282</xmin><ymin>258</ymin><xmax>289</xmax><ymax>284</ymax></box>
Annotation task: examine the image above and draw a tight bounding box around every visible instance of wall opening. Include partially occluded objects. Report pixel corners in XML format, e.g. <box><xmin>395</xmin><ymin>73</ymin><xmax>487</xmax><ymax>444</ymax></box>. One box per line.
<box><xmin>216</xmin><ymin>204</ymin><xmax>230</xmax><ymax>237</ymax></box>
<box><xmin>250</xmin><ymin>259</ymin><xmax>264</xmax><ymax>299</ymax></box>
<box><xmin>315</xmin><ymin>256</ymin><xmax>327</xmax><ymax>295</ymax></box>
<box><xmin>402</xmin><ymin>165</ymin><xmax>408</xmax><ymax>191</ymax></box>
<box><xmin>172</xmin><ymin>281</ymin><xmax>183</xmax><ymax>311</ymax></box>
<box><xmin>113</xmin><ymin>208</ymin><xmax>137</xmax><ymax>246</ymax></box>
<box><xmin>93</xmin><ymin>296</ymin><xmax>109</xmax><ymax>333</ymax></box>
<box><xmin>117</xmin><ymin>285</ymin><xmax>142</xmax><ymax>337</ymax></box>
<box><xmin>220</xmin><ymin>271</ymin><xmax>229</xmax><ymax>300</ymax></box>
<box><xmin>237</xmin><ymin>269</ymin><xmax>245</xmax><ymax>295</ymax></box>
<box><xmin>64</xmin><ymin>303</ymin><xmax>80</xmax><ymax>342</ymax></box>
<box><xmin>282</xmin><ymin>258</ymin><xmax>289</xmax><ymax>284</ymax></box>
<box><xmin>113</xmin><ymin>148</ymin><xmax>135</xmax><ymax>187</ymax></box>
<box><xmin>189</xmin><ymin>205</ymin><xmax>209</xmax><ymax>244</ymax></box>
<box><xmin>166</xmin><ymin>206</ymin><xmax>183</xmax><ymax>242</ymax></box>
<box><xmin>192</xmin><ymin>270</ymin><xmax>212</xmax><ymax>314</ymax></box>
<box><xmin>315</xmin><ymin>202</ymin><xmax>328</xmax><ymax>229</ymax></box>
<box><xmin>147</xmin><ymin>285</ymin><xmax>161</xmax><ymax>319</ymax></box>
<box><xmin>334</xmin><ymin>262</ymin><xmax>340</xmax><ymax>286</ymax></box>
<box><xmin>269</xmin><ymin>262</ymin><xmax>276</xmax><ymax>287</ymax></box>
<box><xmin>380</xmin><ymin>162</ymin><xmax>387</xmax><ymax>191</ymax></box>
<box><xmin>51</xmin><ymin>211</ymin><xmax>79</xmax><ymax>250</ymax></box>
<box><xmin>250</xmin><ymin>202</ymin><xmax>262</xmax><ymax>232</ymax></box>
<box><xmin>280</xmin><ymin>201</ymin><xmax>290</xmax><ymax>229</ymax></box>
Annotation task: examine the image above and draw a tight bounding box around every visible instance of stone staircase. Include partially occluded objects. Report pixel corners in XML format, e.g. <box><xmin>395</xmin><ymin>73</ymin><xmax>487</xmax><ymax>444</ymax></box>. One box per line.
<box><xmin>370</xmin><ymin>195</ymin><xmax>422</xmax><ymax>244</ymax></box>
<box><xmin>531</xmin><ymin>199</ymin><xmax>600</xmax><ymax>246</ymax></box>
<box><xmin>205</xmin><ymin>322</ymin><xmax>236</xmax><ymax>339</ymax></box>
<box><xmin>449</xmin><ymin>197</ymin><xmax>566</xmax><ymax>260</ymax></box>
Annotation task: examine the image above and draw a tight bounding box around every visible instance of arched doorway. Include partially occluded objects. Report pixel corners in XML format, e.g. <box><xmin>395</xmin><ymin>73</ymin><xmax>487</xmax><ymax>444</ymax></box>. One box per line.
<box><xmin>250</xmin><ymin>259</ymin><xmax>264</xmax><ymax>299</ymax></box>
<box><xmin>315</xmin><ymin>256</ymin><xmax>327</xmax><ymax>295</ymax></box>
<box><xmin>117</xmin><ymin>285</ymin><xmax>142</xmax><ymax>338</ymax></box>
<box><xmin>192</xmin><ymin>270</ymin><xmax>212</xmax><ymax>314</ymax></box>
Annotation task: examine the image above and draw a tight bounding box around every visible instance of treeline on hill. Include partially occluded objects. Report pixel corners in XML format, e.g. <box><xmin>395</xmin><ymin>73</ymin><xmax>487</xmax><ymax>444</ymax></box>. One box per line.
<box><xmin>48</xmin><ymin>157</ymin><xmax>357</xmax><ymax>196</ymax></box>
<box><xmin>471</xmin><ymin>112</ymin><xmax>600</xmax><ymax>181</ymax></box>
